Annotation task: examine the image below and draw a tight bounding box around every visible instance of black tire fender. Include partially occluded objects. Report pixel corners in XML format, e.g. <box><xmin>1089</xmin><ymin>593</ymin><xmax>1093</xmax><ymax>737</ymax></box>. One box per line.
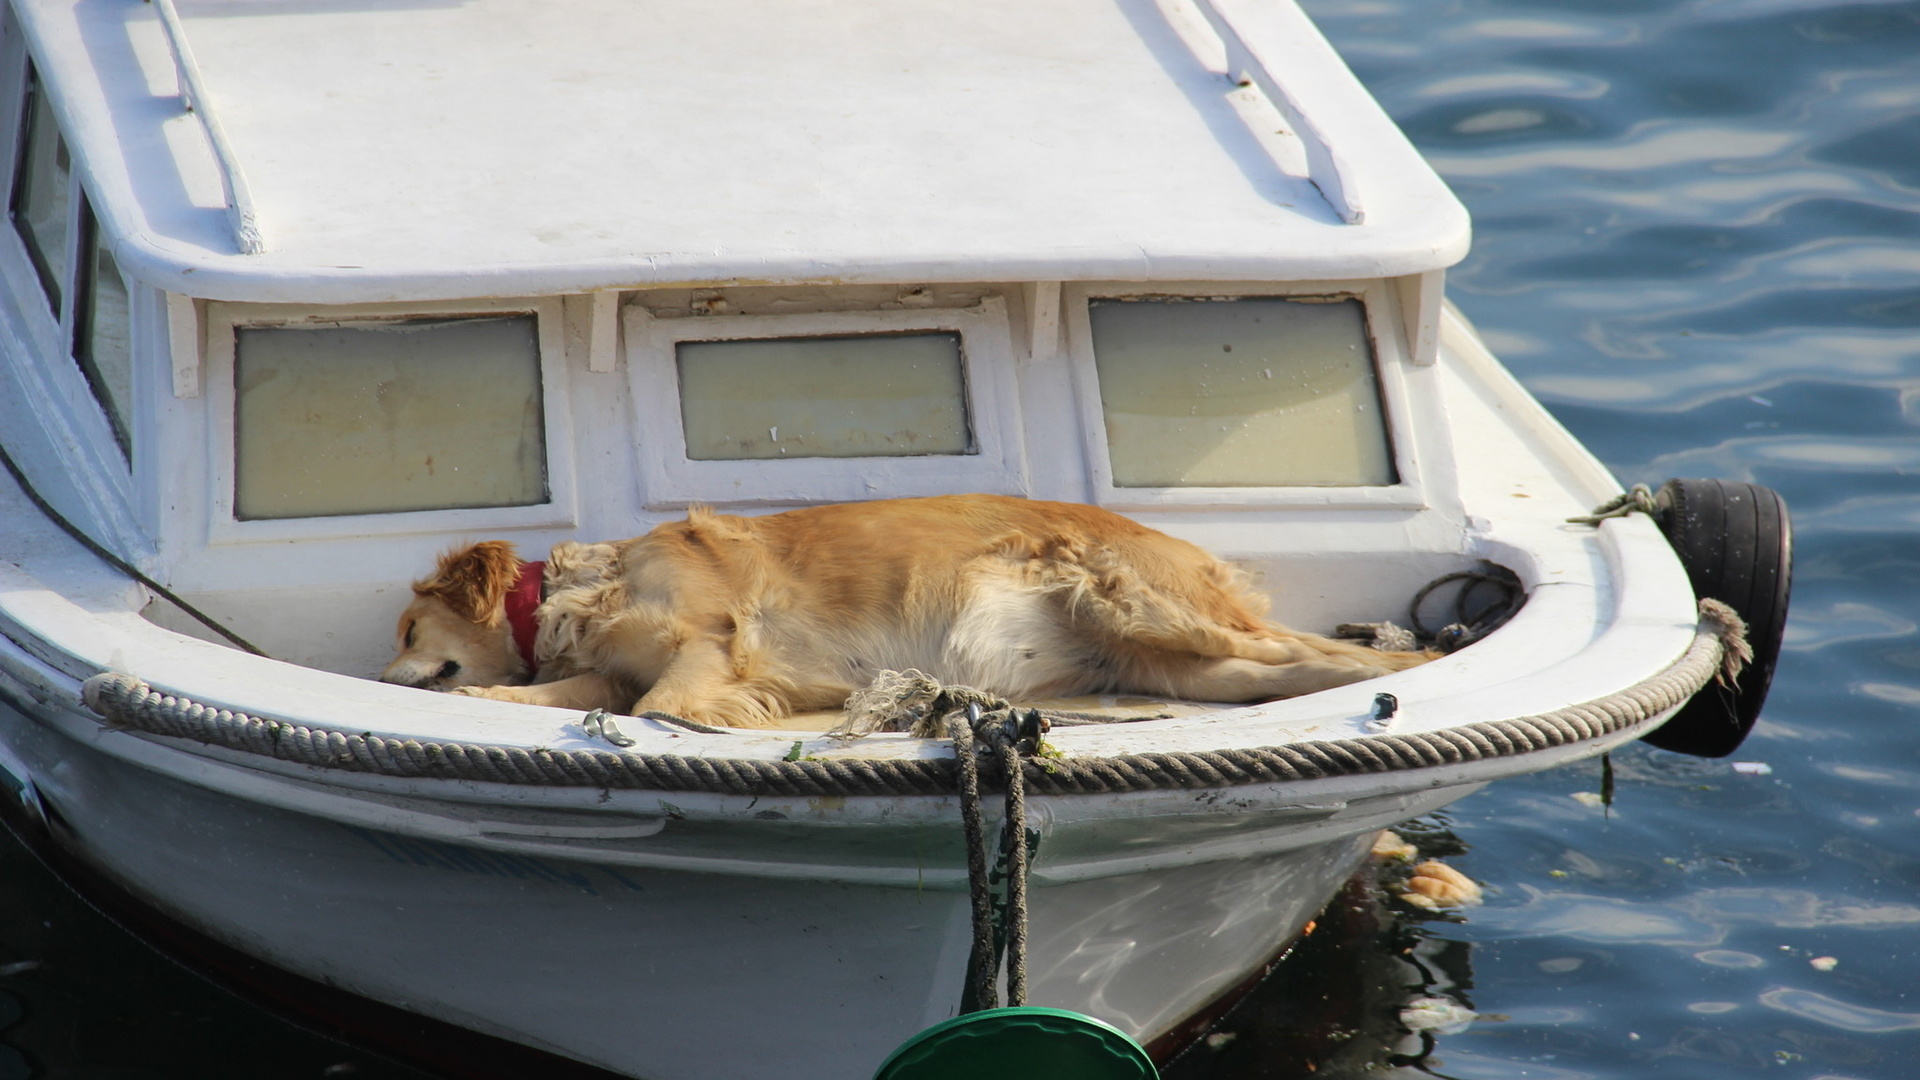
<box><xmin>1640</xmin><ymin>477</ymin><xmax>1792</xmax><ymax>758</ymax></box>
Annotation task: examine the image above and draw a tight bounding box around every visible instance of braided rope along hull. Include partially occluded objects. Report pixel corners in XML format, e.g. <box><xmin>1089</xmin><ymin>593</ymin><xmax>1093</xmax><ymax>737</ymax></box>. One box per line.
<box><xmin>79</xmin><ymin>601</ymin><xmax>1744</xmax><ymax>799</ymax></box>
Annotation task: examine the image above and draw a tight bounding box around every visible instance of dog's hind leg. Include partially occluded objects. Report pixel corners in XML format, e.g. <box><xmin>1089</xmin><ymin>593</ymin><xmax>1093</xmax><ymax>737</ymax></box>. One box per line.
<box><xmin>1040</xmin><ymin>547</ymin><xmax>1435</xmax><ymax>679</ymax></box>
<box><xmin>1118</xmin><ymin>644</ymin><xmax>1429</xmax><ymax>703</ymax></box>
<box><xmin>1039</xmin><ymin>553</ymin><xmax>1314</xmax><ymax>666</ymax></box>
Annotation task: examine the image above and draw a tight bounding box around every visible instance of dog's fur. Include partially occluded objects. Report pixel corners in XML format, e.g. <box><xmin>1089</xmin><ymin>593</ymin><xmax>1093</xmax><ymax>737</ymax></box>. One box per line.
<box><xmin>380</xmin><ymin>494</ymin><xmax>1434</xmax><ymax>727</ymax></box>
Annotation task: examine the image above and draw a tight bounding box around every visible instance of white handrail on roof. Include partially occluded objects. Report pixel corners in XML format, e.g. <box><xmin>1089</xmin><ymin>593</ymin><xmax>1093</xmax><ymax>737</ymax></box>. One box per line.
<box><xmin>147</xmin><ymin>0</ymin><xmax>263</xmax><ymax>255</ymax></box>
<box><xmin>1188</xmin><ymin>0</ymin><xmax>1365</xmax><ymax>226</ymax></box>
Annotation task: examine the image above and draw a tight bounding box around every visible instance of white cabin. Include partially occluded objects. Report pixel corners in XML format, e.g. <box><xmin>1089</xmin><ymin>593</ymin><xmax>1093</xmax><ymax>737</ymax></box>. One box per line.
<box><xmin>0</xmin><ymin>0</ymin><xmax>1482</xmax><ymax>681</ymax></box>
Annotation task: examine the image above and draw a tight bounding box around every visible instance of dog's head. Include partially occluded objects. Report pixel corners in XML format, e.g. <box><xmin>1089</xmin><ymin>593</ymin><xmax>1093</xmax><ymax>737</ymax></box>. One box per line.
<box><xmin>379</xmin><ymin>541</ymin><xmax>532</xmax><ymax>691</ymax></box>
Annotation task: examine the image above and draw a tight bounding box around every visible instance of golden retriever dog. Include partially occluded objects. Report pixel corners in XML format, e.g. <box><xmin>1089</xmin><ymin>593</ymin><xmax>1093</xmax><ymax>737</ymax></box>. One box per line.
<box><xmin>379</xmin><ymin>494</ymin><xmax>1434</xmax><ymax>727</ymax></box>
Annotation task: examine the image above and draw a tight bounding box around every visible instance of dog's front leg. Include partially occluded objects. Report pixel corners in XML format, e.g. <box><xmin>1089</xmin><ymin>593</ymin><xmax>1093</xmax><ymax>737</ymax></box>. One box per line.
<box><xmin>451</xmin><ymin>671</ymin><xmax>627</xmax><ymax>713</ymax></box>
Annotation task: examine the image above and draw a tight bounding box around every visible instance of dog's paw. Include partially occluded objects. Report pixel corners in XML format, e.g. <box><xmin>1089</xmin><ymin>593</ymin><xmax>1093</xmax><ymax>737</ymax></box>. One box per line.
<box><xmin>449</xmin><ymin>685</ymin><xmax>528</xmax><ymax>703</ymax></box>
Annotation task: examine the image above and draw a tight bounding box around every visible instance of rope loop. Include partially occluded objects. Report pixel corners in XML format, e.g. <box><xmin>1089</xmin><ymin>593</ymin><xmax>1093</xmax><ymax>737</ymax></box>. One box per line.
<box><xmin>1409</xmin><ymin>563</ymin><xmax>1526</xmax><ymax>652</ymax></box>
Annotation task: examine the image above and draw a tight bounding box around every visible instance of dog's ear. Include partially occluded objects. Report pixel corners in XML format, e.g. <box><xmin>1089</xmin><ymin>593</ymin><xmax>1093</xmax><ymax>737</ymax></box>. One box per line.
<box><xmin>413</xmin><ymin>541</ymin><xmax>522</xmax><ymax>627</ymax></box>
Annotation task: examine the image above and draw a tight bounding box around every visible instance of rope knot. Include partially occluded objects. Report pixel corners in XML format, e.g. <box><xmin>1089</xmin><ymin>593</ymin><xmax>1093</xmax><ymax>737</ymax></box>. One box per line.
<box><xmin>960</xmin><ymin>702</ymin><xmax>1049</xmax><ymax>758</ymax></box>
<box><xmin>832</xmin><ymin>668</ymin><xmax>1020</xmax><ymax>740</ymax></box>
<box><xmin>1568</xmin><ymin>483</ymin><xmax>1658</xmax><ymax>525</ymax></box>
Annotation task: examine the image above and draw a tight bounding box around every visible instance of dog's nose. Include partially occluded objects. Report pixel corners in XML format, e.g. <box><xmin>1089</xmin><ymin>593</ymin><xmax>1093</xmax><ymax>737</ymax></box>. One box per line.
<box><xmin>436</xmin><ymin>660</ymin><xmax>462</xmax><ymax>681</ymax></box>
<box><xmin>378</xmin><ymin>667</ymin><xmax>434</xmax><ymax>690</ymax></box>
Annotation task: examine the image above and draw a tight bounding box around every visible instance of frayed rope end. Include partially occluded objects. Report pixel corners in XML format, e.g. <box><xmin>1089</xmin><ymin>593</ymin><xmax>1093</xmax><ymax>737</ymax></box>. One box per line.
<box><xmin>1697</xmin><ymin>598</ymin><xmax>1753</xmax><ymax>688</ymax></box>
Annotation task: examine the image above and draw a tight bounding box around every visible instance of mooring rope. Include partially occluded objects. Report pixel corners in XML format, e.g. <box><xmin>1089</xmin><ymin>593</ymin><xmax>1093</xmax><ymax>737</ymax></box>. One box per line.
<box><xmin>1</xmin><ymin>439</ymin><xmax>266</xmax><ymax>657</ymax></box>
<box><xmin>950</xmin><ymin>702</ymin><xmax>1045</xmax><ymax>1012</ymax></box>
<box><xmin>76</xmin><ymin>600</ymin><xmax>1747</xmax><ymax>799</ymax></box>
<box><xmin>999</xmin><ymin>725</ymin><xmax>1032</xmax><ymax>1006</ymax></box>
<box><xmin>951</xmin><ymin>704</ymin><xmax>1000</xmax><ymax>1010</ymax></box>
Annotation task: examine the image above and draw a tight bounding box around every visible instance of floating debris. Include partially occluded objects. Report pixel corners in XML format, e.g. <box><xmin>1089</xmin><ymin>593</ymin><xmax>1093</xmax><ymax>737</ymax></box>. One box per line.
<box><xmin>1731</xmin><ymin>761</ymin><xmax>1773</xmax><ymax>776</ymax></box>
<box><xmin>1811</xmin><ymin>956</ymin><xmax>1839</xmax><ymax>972</ymax></box>
<box><xmin>1400</xmin><ymin>860</ymin><xmax>1483</xmax><ymax>909</ymax></box>
<box><xmin>1371</xmin><ymin>829</ymin><xmax>1418</xmax><ymax>862</ymax></box>
<box><xmin>1400</xmin><ymin>995</ymin><xmax>1478</xmax><ymax>1035</ymax></box>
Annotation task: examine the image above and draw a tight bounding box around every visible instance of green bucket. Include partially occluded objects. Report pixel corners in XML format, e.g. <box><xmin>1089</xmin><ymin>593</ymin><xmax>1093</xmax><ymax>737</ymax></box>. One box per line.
<box><xmin>874</xmin><ymin>1007</ymin><xmax>1159</xmax><ymax>1080</ymax></box>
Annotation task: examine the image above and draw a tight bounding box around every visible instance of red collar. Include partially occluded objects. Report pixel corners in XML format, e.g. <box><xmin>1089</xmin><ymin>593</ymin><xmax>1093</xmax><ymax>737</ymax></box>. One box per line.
<box><xmin>503</xmin><ymin>560</ymin><xmax>545</xmax><ymax>677</ymax></box>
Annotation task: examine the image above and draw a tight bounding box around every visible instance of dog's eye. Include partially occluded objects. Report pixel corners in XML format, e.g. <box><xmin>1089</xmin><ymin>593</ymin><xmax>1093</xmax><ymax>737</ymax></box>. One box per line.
<box><xmin>436</xmin><ymin>660</ymin><xmax>461</xmax><ymax>680</ymax></box>
<box><xmin>403</xmin><ymin>621</ymin><xmax>416</xmax><ymax>649</ymax></box>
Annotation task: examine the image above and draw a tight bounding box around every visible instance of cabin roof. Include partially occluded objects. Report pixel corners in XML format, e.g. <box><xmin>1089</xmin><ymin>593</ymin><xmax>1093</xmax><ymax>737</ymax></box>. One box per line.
<box><xmin>23</xmin><ymin>0</ymin><xmax>1469</xmax><ymax>303</ymax></box>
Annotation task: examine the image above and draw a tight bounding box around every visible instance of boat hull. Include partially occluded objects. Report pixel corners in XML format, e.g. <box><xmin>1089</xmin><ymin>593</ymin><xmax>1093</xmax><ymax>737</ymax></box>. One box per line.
<box><xmin>0</xmin><ymin>689</ymin><xmax>1461</xmax><ymax>1079</ymax></box>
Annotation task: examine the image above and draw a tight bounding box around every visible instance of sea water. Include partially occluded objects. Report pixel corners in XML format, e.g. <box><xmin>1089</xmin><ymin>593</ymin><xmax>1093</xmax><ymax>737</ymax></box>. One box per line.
<box><xmin>6</xmin><ymin>0</ymin><xmax>1920</xmax><ymax>1076</ymax></box>
<box><xmin>1173</xmin><ymin>1</ymin><xmax>1920</xmax><ymax>1077</ymax></box>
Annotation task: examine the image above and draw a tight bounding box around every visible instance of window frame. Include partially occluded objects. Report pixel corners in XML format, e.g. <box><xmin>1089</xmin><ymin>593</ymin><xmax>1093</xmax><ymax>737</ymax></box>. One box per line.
<box><xmin>9</xmin><ymin>63</ymin><xmax>70</xmax><ymax>318</ymax></box>
<box><xmin>1063</xmin><ymin>279</ymin><xmax>1424</xmax><ymax>510</ymax></box>
<box><xmin>0</xmin><ymin>32</ymin><xmax>134</xmax><ymax>467</ymax></box>
<box><xmin>72</xmin><ymin>199</ymin><xmax>132</xmax><ymax>457</ymax></box>
<box><xmin>201</xmin><ymin>297</ymin><xmax>578</xmax><ymax>544</ymax></box>
<box><xmin>624</xmin><ymin>297</ymin><xmax>1027</xmax><ymax>509</ymax></box>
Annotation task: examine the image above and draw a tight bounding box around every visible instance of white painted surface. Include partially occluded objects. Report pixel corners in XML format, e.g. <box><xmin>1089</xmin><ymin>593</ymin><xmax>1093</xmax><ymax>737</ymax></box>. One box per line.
<box><xmin>13</xmin><ymin>0</ymin><xmax>1468</xmax><ymax>303</ymax></box>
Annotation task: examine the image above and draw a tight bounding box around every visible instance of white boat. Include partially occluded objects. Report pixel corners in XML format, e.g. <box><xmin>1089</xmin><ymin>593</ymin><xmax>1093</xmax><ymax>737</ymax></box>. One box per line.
<box><xmin>0</xmin><ymin>0</ymin><xmax>1790</xmax><ymax>1077</ymax></box>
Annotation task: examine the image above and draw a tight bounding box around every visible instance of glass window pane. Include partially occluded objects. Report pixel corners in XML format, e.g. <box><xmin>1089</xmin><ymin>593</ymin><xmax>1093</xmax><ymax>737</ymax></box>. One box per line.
<box><xmin>677</xmin><ymin>332</ymin><xmax>973</xmax><ymax>460</ymax></box>
<box><xmin>1089</xmin><ymin>297</ymin><xmax>1395</xmax><ymax>487</ymax></box>
<box><xmin>234</xmin><ymin>316</ymin><xmax>548</xmax><ymax>520</ymax></box>
<box><xmin>10</xmin><ymin>69</ymin><xmax>71</xmax><ymax>315</ymax></box>
<box><xmin>77</xmin><ymin>203</ymin><xmax>133</xmax><ymax>459</ymax></box>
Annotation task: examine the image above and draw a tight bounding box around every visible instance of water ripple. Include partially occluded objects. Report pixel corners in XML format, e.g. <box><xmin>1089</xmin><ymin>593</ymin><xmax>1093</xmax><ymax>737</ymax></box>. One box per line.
<box><xmin>1758</xmin><ymin>987</ymin><xmax>1920</xmax><ymax>1032</ymax></box>
<box><xmin>1426</xmin><ymin>123</ymin><xmax>1800</xmax><ymax>178</ymax></box>
<box><xmin>1291</xmin><ymin>1</ymin><xmax>1920</xmax><ymax>1076</ymax></box>
<box><xmin>1783</xmin><ymin>603</ymin><xmax>1917</xmax><ymax>652</ymax></box>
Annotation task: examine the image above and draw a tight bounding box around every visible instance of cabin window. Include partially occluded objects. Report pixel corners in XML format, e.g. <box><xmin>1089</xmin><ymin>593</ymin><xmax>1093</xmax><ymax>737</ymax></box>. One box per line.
<box><xmin>676</xmin><ymin>332</ymin><xmax>973</xmax><ymax>460</ymax></box>
<box><xmin>75</xmin><ymin>205</ymin><xmax>133</xmax><ymax>455</ymax></box>
<box><xmin>2</xmin><ymin>58</ymin><xmax>136</xmax><ymax>460</ymax></box>
<box><xmin>9</xmin><ymin>70</ymin><xmax>69</xmax><ymax>316</ymax></box>
<box><xmin>231</xmin><ymin>315</ymin><xmax>548</xmax><ymax>520</ymax></box>
<box><xmin>624</xmin><ymin>296</ymin><xmax>1024</xmax><ymax>508</ymax></box>
<box><xmin>1087</xmin><ymin>296</ymin><xmax>1395</xmax><ymax>488</ymax></box>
